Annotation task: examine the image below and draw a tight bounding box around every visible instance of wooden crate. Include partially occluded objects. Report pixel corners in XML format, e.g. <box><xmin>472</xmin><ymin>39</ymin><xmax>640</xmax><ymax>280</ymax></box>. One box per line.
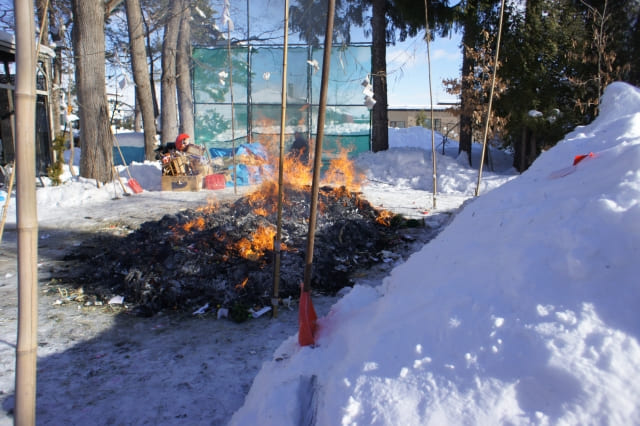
<box><xmin>161</xmin><ymin>174</ymin><xmax>202</xmax><ymax>192</ymax></box>
<box><xmin>186</xmin><ymin>144</ymin><xmax>206</xmax><ymax>156</ymax></box>
<box><xmin>167</xmin><ymin>156</ymin><xmax>190</xmax><ymax>176</ymax></box>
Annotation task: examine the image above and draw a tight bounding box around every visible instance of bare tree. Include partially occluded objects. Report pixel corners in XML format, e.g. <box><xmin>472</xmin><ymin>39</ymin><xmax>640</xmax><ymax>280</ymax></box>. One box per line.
<box><xmin>47</xmin><ymin>1</ymin><xmax>71</xmax><ymax>140</ymax></box>
<box><xmin>176</xmin><ymin>0</ymin><xmax>194</xmax><ymax>139</ymax></box>
<box><xmin>125</xmin><ymin>0</ymin><xmax>158</xmax><ymax>160</ymax></box>
<box><xmin>160</xmin><ymin>0</ymin><xmax>181</xmax><ymax>144</ymax></box>
<box><xmin>71</xmin><ymin>0</ymin><xmax>117</xmax><ymax>182</ymax></box>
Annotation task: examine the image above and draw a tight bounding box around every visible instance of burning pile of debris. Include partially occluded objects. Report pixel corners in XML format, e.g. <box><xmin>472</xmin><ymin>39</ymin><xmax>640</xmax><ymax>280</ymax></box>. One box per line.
<box><xmin>55</xmin><ymin>145</ymin><xmax>436</xmax><ymax>319</ymax></box>
<box><xmin>56</xmin><ymin>182</ymin><xmax>428</xmax><ymax>318</ymax></box>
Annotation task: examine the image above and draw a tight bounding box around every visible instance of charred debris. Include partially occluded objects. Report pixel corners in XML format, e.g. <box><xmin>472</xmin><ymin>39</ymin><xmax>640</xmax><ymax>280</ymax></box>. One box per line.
<box><xmin>54</xmin><ymin>185</ymin><xmax>439</xmax><ymax>319</ymax></box>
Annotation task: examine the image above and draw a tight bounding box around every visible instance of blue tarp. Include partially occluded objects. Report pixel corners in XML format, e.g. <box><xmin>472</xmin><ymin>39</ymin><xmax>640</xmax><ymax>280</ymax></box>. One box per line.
<box><xmin>209</xmin><ymin>143</ymin><xmax>271</xmax><ymax>186</ymax></box>
<box><xmin>114</xmin><ymin>132</ymin><xmax>145</xmax><ymax>165</ymax></box>
<box><xmin>113</xmin><ymin>146</ymin><xmax>145</xmax><ymax>166</ymax></box>
<box><xmin>209</xmin><ymin>142</ymin><xmax>268</xmax><ymax>160</ymax></box>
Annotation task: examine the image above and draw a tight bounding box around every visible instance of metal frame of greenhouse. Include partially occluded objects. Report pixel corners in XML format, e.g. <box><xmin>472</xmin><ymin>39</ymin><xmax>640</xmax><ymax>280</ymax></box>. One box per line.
<box><xmin>192</xmin><ymin>42</ymin><xmax>372</xmax><ymax>158</ymax></box>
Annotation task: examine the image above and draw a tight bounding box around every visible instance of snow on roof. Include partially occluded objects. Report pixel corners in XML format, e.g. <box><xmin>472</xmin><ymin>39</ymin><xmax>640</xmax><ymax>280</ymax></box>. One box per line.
<box><xmin>388</xmin><ymin>103</ymin><xmax>458</xmax><ymax>111</ymax></box>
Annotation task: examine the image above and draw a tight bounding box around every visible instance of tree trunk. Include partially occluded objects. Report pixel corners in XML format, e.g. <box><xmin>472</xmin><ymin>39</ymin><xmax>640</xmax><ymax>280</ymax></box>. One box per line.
<box><xmin>176</xmin><ymin>0</ymin><xmax>194</xmax><ymax>139</ymax></box>
<box><xmin>458</xmin><ymin>56</ymin><xmax>473</xmax><ymax>165</ymax></box>
<box><xmin>72</xmin><ymin>0</ymin><xmax>114</xmax><ymax>183</ymax></box>
<box><xmin>371</xmin><ymin>0</ymin><xmax>388</xmax><ymax>152</ymax></box>
<box><xmin>458</xmin><ymin>51</ymin><xmax>474</xmax><ymax>166</ymax></box>
<box><xmin>125</xmin><ymin>0</ymin><xmax>158</xmax><ymax>160</ymax></box>
<box><xmin>458</xmin><ymin>0</ymin><xmax>478</xmax><ymax>166</ymax></box>
<box><xmin>144</xmin><ymin>16</ymin><xmax>160</xmax><ymax>120</ymax></box>
<box><xmin>516</xmin><ymin>126</ymin><xmax>527</xmax><ymax>172</ymax></box>
<box><xmin>134</xmin><ymin>101</ymin><xmax>142</xmax><ymax>132</ymax></box>
<box><xmin>528</xmin><ymin>130</ymin><xmax>537</xmax><ymax>167</ymax></box>
<box><xmin>160</xmin><ymin>1</ymin><xmax>181</xmax><ymax>145</ymax></box>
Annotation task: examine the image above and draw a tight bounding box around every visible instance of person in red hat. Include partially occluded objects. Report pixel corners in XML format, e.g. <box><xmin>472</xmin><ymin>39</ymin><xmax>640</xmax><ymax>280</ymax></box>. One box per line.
<box><xmin>175</xmin><ymin>133</ymin><xmax>190</xmax><ymax>151</ymax></box>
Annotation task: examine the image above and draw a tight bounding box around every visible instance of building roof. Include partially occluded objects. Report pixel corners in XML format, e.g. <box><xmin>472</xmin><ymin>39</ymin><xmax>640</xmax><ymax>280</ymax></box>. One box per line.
<box><xmin>0</xmin><ymin>30</ymin><xmax>56</xmax><ymax>64</ymax></box>
<box><xmin>388</xmin><ymin>102</ymin><xmax>459</xmax><ymax>111</ymax></box>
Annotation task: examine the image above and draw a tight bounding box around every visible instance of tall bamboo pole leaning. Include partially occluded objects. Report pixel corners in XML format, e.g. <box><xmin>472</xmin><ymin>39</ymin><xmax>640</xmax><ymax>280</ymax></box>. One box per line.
<box><xmin>303</xmin><ymin>0</ymin><xmax>335</xmax><ymax>296</ymax></box>
<box><xmin>272</xmin><ymin>0</ymin><xmax>290</xmax><ymax>318</ymax></box>
<box><xmin>475</xmin><ymin>0</ymin><xmax>506</xmax><ymax>196</ymax></box>
<box><xmin>224</xmin><ymin>0</ymin><xmax>237</xmax><ymax>194</ymax></box>
<box><xmin>14</xmin><ymin>0</ymin><xmax>39</xmax><ymax>423</ymax></box>
<box><xmin>424</xmin><ymin>0</ymin><xmax>437</xmax><ymax>209</ymax></box>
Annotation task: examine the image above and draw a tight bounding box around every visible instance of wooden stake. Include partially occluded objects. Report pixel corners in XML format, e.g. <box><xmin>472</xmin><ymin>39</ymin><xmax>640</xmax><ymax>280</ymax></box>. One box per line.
<box><xmin>424</xmin><ymin>0</ymin><xmax>437</xmax><ymax>209</ymax></box>
<box><xmin>303</xmin><ymin>0</ymin><xmax>335</xmax><ymax>293</ymax></box>
<box><xmin>227</xmin><ymin>25</ymin><xmax>237</xmax><ymax>194</ymax></box>
<box><xmin>476</xmin><ymin>0</ymin><xmax>506</xmax><ymax>196</ymax></box>
<box><xmin>113</xmin><ymin>165</ymin><xmax>130</xmax><ymax>196</ymax></box>
<box><xmin>273</xmin><ymin>0</ymin><xmax>291</xmax><ymax>318</ymax></box>
<box><xmin>14</xmin><ymin>0</ymin><xmax>39</xmax><ymax>422</ymax></box>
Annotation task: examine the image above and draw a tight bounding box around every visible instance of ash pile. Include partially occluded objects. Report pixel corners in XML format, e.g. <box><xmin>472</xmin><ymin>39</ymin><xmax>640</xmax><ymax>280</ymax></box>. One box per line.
<box><xmin>57</xmin><ymin>184</ymin><xmax>428</xmax><ymax>317</ymax></box>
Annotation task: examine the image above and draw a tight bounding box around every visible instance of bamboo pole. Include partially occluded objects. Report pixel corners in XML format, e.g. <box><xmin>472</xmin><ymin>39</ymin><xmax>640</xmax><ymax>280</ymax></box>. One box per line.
<box><xmin>14</xmin><ymin>0</ymin><xmax>39</xmax><ymax>423</ymax></box>
<box><xmin>424</xmin><ymin>0</ymin><xmax>437</xmax><ymax>209</ymax></box>
<box><xmin>272</xmin><ymin>0</ymin><xmax>291</xmax><ymax>318</ymax></box>
<box><xmin>227</xmin><ymin>27</ymin><xmax>237</xmax><ymax>194</ymax></box>
<box><xmin>302</xmin><ymin>0</ymin><xmax>335</xmax><ymax>293</ymax></box>
<box><xmin>476</xmin><ymin>0</ymin><xmax>506</xmax><ymax>196</ymax></box>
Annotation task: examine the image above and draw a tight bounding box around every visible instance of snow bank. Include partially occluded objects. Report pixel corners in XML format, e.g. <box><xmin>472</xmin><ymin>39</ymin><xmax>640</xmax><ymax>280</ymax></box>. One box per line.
<box><xmin>230</xmin><ymin>82</ymin><xmax>640</xmax><ymax>424</ymax></box>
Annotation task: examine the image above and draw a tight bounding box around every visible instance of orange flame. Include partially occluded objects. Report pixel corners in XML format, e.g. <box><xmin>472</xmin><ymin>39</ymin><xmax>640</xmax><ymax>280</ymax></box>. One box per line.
<box><xmin>322</xmin><ymin>145</ymin><xmax>365</xmax><ymax>192</ymax></box>
<box><xmin>182</xmin><ymin>217</ymin><xmax>206</xmax><ymax>232</ymax></box>
<box><xmin>283</xmin><ymin>151</ymin><xmax>313</xmax><ymax>189</ymax></box>
<box><xmin>235</xmin><ymin>277</ymin><xmax>249</xmax><ymax>289</ymax></box>
<box><xmin>169</xmin><ymin>216</ymin><xmax>206</xmax><ymax>240</ymax></box>
<box><xmin>375</xmin><ymin>209</ymin><xmax>395</xmax><ymax>227</ymax></box>
<box><xmin>197</xmin><ymin>199</ymin><xmax>221</xmax><ymax>214</ymax></box>
<box><xmin>253</xmin><ymin>207</ymin><xmax>269</xmax><ymax>217</ymax></box>
<box><xmin>234</xmin><ymin>225</ymin><xmax>283</xmax><ymax>260</ymax></box>
<box><xmin>246</xmin><ymin>181</ymin><xmax>278</xmax><ymax>214</ymax></box>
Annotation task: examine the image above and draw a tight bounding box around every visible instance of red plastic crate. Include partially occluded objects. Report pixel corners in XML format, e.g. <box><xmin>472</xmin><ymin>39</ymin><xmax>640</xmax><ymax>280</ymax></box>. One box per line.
<box><xmin>204</xmin><ymin>174</ymin><xmax>226</xmax><ymax>190</ymax></box>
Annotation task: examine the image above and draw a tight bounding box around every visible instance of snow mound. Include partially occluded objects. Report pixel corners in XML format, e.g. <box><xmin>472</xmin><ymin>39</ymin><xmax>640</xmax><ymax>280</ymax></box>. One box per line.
<box><xmin>230</xmin><ymin>82</ymin><xmax>640</xmax><ymax>424</ymax></box>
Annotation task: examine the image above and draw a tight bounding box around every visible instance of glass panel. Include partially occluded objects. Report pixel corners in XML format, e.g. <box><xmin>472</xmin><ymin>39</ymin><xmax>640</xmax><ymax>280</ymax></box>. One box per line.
<box><xmin>194</xmin><ymin>104</ymin><xmax>248</xmax><ymax>148</ymax></box>
<box><xmin>310</xmin><ymin>45</ymin><xmax>372</xmax><ymax>106</ymax></box>
<box><xmin>193</xmin><ymin>47</ymin><xmax>248</xmax><ymax>104</ymax></box>
<box><xmin>193</xmin><ymin>45</ymin><xmax>371</xmax><ymax>156</ymax></box>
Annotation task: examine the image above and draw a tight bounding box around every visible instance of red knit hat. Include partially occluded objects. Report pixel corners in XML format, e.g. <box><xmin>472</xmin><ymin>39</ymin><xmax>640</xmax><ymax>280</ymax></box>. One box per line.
<box><xmin>175</xmin><ymin>133</ymin><xmax>190</xmax><ymax>151</ymax></box>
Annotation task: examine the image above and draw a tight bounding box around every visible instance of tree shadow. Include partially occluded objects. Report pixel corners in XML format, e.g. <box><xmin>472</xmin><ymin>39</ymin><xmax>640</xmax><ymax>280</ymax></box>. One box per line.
<box><xmin>1</xmin><ymin>226</ymin><xmax>304</xmax><ymax>424</ymax></box>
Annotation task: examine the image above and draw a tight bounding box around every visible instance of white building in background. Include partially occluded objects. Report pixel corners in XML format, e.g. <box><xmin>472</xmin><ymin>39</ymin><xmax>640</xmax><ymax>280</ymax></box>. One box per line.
<box><xmin>388</xmin><ymin>102</ymin><xmax>460</xmax><ymax>141</ymax></box>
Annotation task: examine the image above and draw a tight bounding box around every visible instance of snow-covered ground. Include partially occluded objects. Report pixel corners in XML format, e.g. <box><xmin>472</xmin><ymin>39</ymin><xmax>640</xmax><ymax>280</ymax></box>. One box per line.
<box><xmin>0</xmin><ymin>81</ymin><xmax>638</xmax><ymax>425</ymax></box>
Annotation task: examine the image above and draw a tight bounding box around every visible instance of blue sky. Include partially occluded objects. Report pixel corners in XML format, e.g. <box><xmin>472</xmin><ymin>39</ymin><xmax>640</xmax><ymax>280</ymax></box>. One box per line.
<box><xmin>386</xmin><ymin>32</ymin><xmax>462</xmax><ymax>106</ymax></box>
<box><xmin>0</xmin><ymin>0</ymin><xmax>464</xmax><ymax>110</ymax></box>
<box><xmin>235</xmin><ymin>0</ymin><xmax>463</xmax><ymax>107</ymax></box>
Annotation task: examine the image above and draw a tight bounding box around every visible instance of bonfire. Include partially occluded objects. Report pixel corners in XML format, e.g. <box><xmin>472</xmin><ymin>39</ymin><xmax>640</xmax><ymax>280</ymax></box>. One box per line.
<box><xmin>55</xmin><ymin>142</ymin><xmax>431</xmax><ymax>319</ymax></box>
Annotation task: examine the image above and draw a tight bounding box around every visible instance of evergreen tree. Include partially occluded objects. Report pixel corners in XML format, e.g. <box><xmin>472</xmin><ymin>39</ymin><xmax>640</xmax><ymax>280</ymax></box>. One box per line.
<box><xmin>495</xmin><ymin>0</ymin><xmax>638</xmax><ymax>171</ymax></box>
<box><xmin>496</xmin><ymin>0</ymin><xmax>588</xmax><ymax>171</ymax></box>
